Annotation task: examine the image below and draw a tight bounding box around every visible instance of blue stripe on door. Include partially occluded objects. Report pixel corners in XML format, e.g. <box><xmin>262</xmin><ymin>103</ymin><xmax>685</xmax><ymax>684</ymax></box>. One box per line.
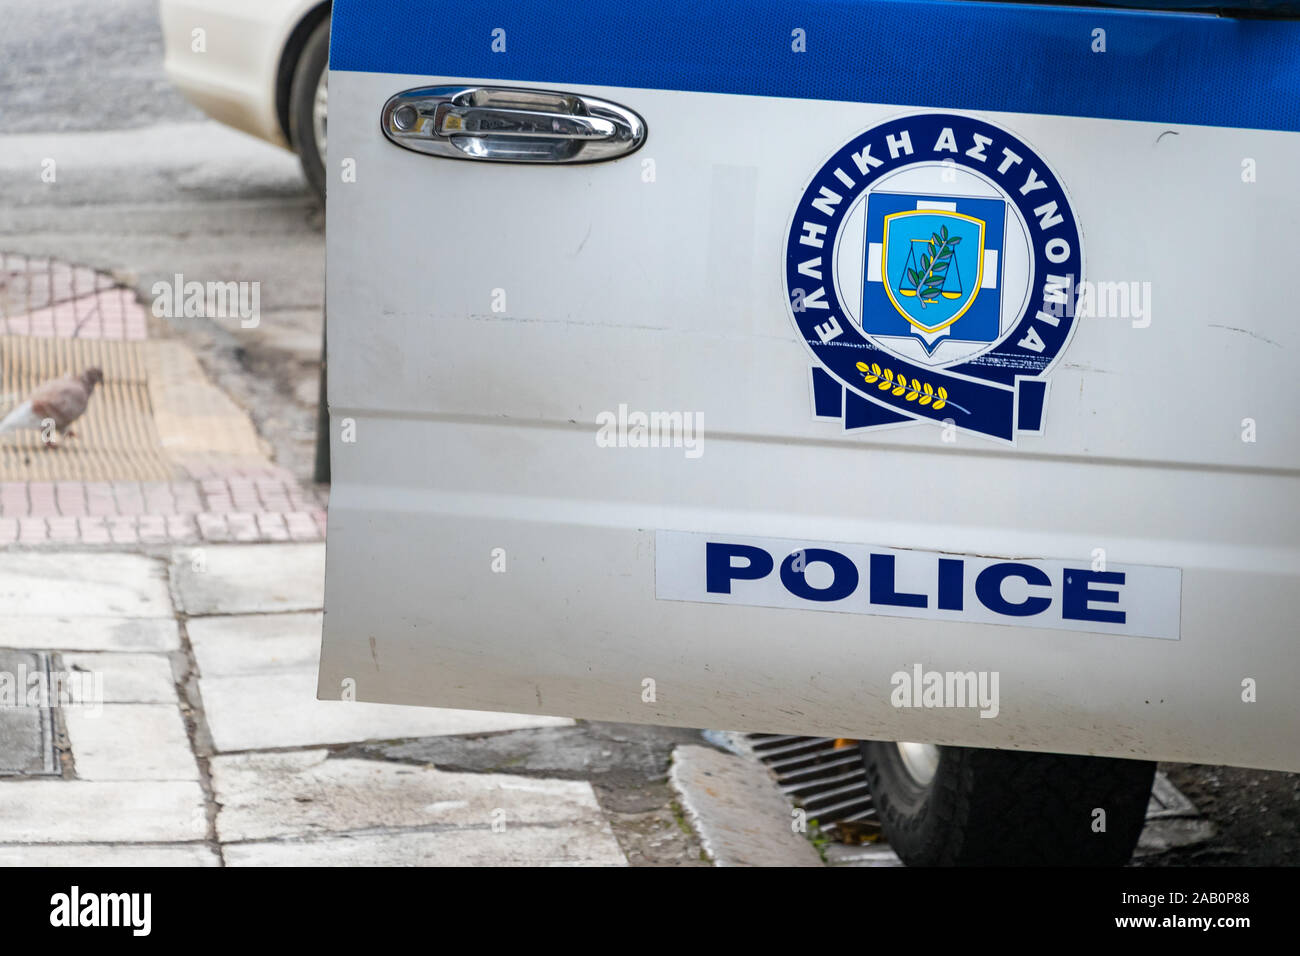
<box><xmin>331</xmin><ymin>0</ymin><xmax>1300</xmax><ymax>132</ymax></box>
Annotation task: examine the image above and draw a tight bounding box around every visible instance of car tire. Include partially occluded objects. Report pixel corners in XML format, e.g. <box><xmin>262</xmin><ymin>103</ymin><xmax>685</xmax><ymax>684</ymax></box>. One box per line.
<box><xmin>858</xmin><ymin>740</ymin><xmax>1156</xmax><ymax>865</ymax></box>
<box><xmin>289</xmin><ymin>18</ymin><xmax>330</xmax><ymax>204</ymax></box>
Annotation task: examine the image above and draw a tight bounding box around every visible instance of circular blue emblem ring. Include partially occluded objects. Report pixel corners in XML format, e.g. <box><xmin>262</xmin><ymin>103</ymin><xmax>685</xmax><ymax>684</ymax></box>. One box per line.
<box><xmin>784</xmin><ymin>113</ymin><xmax>1083</xmax><ymax>443</ymax></box>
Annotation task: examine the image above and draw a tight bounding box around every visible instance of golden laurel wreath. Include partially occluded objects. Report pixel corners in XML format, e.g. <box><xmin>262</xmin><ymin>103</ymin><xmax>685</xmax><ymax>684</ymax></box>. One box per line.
<box><xmin>855</xmin><ymin>362</ymin><xmax>948</xmax><ymax>410</ymax></box>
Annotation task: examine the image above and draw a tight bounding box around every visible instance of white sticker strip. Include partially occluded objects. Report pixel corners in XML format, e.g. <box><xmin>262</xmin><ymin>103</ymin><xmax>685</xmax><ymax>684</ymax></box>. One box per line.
<box><xmin>655</xmin><ymin>531</ymin><xmax>1181</xmax><ymax>640</ymax></box>
<box><xmin>866</xmin><ymin>241</ymin><xmax>883</xmax><ymax>282</ymax></box>
<box><xmin>981</xmin><ymin>249</ymin><xmax>999</xmax><ymax>288</ymax></box>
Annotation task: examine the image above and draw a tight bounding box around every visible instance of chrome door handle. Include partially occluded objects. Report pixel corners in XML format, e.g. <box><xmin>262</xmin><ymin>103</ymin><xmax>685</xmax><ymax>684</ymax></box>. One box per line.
<box><xmin>381</xmin><ymin>86</ymin><xmax>646</xmax><ymax>163</ymax></box>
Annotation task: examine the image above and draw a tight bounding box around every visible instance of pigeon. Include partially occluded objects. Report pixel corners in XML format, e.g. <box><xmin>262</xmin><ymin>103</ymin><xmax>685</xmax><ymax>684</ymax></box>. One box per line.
<box><xmin>0</xmin><ymin>367</ymin><xmax>104</xmax><ymax>444</ymax></box>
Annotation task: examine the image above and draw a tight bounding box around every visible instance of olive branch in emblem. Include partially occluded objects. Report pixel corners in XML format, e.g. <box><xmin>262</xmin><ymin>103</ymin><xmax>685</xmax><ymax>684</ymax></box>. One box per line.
<box><xmin>907</xmin><ymin>225</ymin><xmax>961</xmax><ymax>308</ymax></box>
<box><xmin>856</xmin><ymin>362</ymin><xmax>970</xmax><ymax>415</ymax></box>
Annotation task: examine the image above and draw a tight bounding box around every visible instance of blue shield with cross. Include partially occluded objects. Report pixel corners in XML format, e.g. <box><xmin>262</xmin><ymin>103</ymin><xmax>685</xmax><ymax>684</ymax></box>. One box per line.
<box><xmin>863</xmin><ymin>193</ymin><xmax>1006</xmax><ymax>355</ymax></box>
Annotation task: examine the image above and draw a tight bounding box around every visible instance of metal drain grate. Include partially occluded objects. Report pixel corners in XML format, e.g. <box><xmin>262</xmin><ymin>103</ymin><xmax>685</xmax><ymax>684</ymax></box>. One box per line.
<box><xmin>741</xmin><ymin>734</ymin><xmax>876</xmax><ymax>837</ymax></box>
<box><xmin>738</xmin><ymin>734</ymin><xmax>1212</xmax><ymax>864</ymax></box>
<box><xmin>0</xmin><ymin>650</ymin><xmax>60</xmax><ymax>776</ymax></box>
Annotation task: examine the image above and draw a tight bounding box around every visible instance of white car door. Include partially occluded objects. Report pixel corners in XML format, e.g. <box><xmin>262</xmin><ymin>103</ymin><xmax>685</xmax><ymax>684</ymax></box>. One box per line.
<box><xmin>319</xmin><ymin>0</ymin><xmax>1300</xmax><ymax>772</ymax></box>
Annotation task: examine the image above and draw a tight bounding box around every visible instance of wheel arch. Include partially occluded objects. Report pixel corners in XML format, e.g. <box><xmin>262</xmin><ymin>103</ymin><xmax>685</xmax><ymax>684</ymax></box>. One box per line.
<box><xmin>275</xmin><ymin>1</ymin><xmax>333</xmax><ymax>147</ymax></box>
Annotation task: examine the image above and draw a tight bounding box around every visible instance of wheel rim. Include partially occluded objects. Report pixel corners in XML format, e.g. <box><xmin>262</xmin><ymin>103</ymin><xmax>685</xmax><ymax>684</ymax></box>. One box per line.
<box><xmin>312</xmin><ymin>66</ymin><xmax>328</xmax><ymax>158</ymax></box>
<box><xmin>895</xmin><ymin>742</ymin><xmax>940</xmax><ymax>786</ymax></box>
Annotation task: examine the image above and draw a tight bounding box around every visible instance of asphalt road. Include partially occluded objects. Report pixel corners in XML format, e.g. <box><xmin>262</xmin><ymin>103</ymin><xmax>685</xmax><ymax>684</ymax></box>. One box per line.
<box><xmin>0</xmin><ymin>0</ymin><xmax>198</xmax><ymax>134</ymax></box>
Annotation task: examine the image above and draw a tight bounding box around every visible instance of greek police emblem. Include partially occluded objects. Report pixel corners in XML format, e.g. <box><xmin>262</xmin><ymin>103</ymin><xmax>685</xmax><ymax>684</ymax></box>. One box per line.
<box><xmin>784</xmin><ymin>114</ymin><xmax>1082</xmax><ymax>443</ymax></box>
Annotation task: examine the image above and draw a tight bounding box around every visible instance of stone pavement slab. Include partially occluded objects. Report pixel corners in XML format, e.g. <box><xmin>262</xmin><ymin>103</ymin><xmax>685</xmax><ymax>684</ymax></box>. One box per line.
<box><xmin>0</xmin><ymin>535</ymin><xmax>651</xmax><ymax>865</ymax></box>
<box><xmin>670</xmin><ymin>744</ymin><xmax>823</xmax><ymax>867</ymax></box>
<box><xmin>213</xmin><ymin>750</ymin><xmax>612</xmax><ymax>840</ymax></box>
<box><xmin>170</xmin><ymin>543</ymin><xmax>324</xmax><ymax>614</ymax></box>
<box><xmin>0</xmin><ymin>616</ymin><xmax>179</xmax><ymax>652</ymax></box>
<box><xmin>0</xmin><ymin>844</ymin><xmax>220</xmax><ymax>866</ymax></box>
<box><xmin>224</xmin><ymin>826</ymin><xmax>625</xmax><ymax>867</ymax></box>
<box><xmin>200</xmin><ymin>670</ymin><xmax>572</xmax><ymax>752</ymax></box>
<box><xmin>358</xmin><ymin>721</ymin><xmax>702</xmax><ymax>779</ymax></box>
<box><xmin>186</xmin><ymin>611</ymin><xmax>322</xmax><ymax>675</ymax></box>
<box><xmin>188</xmin><ymin>610</ymin><xmax>572</xmax><ymax>751</ymax></box>
<box><xmin>0</xmin><ymin>551</ymin><xmax>171</xmax><ymax>617</ymax></box>
<box><xmin>64</xmin><ymin>704</ymin><xmax>197</xmax><ymax>780</ymax></box>
<box><xmin>0</xmin><ymin>780</ymin><xmax>206</xmax><ymax>842</ymax></box>
<box><xmin>60</xmin><ymin>652</ymin><xmax>176</xmax><ymax>703</ymax></box>
<box><xmin>213</xmin><ymin>749</ymin><xmax>625</xmax><ymax>865</ymax></box>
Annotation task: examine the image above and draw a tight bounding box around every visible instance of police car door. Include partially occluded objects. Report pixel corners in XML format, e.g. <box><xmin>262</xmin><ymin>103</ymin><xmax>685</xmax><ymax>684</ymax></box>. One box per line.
<box><xmin>320</xmin><ymin>0</ymin><xmax>1300</xmax><ymax>772</ymax></box>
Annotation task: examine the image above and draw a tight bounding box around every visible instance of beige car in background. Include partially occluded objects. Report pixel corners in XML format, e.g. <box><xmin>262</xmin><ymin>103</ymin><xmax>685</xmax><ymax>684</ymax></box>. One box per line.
<box><xmin>160</xmin><ymin>0</ymin><xmax>332</xmax><ymax>199</ymax></box>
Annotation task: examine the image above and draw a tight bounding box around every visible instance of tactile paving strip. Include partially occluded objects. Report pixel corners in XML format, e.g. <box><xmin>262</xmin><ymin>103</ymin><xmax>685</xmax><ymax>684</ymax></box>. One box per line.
<box><xmin>0</xmin><ymin>336</ymin><xmax>173</xmax><ymax>481</ymax></box>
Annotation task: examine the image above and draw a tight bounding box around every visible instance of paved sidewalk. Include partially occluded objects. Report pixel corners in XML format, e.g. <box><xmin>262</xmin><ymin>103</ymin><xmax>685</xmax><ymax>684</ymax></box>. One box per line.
<box><xmin>0</xmin><ymin>254</ymin><xmax>328</xmax><ymax>545</ymax></box>
<box><xmin>0</xmin><ymin>256</ymin><xmax>701</xmax><ymax>865</ymax></box>
<box><xmin>0</xmin><ymin>545</ymin><xmax>627</xmax><ymax>866</ymax></box>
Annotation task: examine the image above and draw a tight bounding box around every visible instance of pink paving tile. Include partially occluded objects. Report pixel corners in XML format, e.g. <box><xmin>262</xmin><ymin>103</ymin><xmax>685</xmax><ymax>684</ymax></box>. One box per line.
<box><xmin>107</xmin><ymin>517</ymin><xmax>138</xmax><ymax>545</ymax></box>
<box><xmin>255</xmin><ymin>512</ymin><xmax>290</xmax><ymax>541</ymax></box>
<box><xmin>0</xmin><ymin>485</ymin><xmax>29</xmax><ymax>517</ymax></box>
<box><xmin>226</xmin><ymin>512</ymin><xmax>259</xmax><ymax>543</ymax></box>
<box><xmin>142</xmin><ymin>483</ymin><xmax>176</xmax><ymax>511</ymax></box>
<box><xmin>86</xmin><ymin>496</ymin><xmax>118</xmax><ymax>517</ymax></box>
<box><xmin>28</xmin><ymin>498</ymin><xmax>59</xmax><ymax>519</ymax></box>
<box><xmin>166</xmin><ymin>515</ymin><xmax>199</xmax><ymax>542</ymax></box>
<box><xmin>284</xmin><ymin>512</ymin><xmax>320</xmax><ymax>541</ymax></box>
<box><xmin>47</xmin><ymin>516</ymin><xmax>79</xmax><ymax>542</ymax></box>
<box><xmin>2</xmin><ymin>288</ymin><xmax>149</xmax><ymax>341</ymax></box>
<box><xmin>197</xmin><ymin>513</ymin><xmax>231</xmax><ymax>542</ymax></box>
<box><xmin>204</xmin><ymin>496</ymin><xmax>234</xmax><ymax>514</ymax></box>
<box><xmin>0</xmin><ymin>474</ymin><xmax>329</xmax><ymax>545</ymax></box>
<box><xmin>137</xmin><ymin>515</ymin><xmax>167</xmax><ymax>543</ymax></box>
<box><xmin>173</xmin><ymin>497</ymin><xmax>203</xmax><ymax>515</ymax></box>
<box><xmin>77</xmin><ymin>518</ymin><xmax>111</xmax><ymax>545</ymax></box>
<box><xmin>55</xmin><ymin>482</ymin><xmax>87</xmax><ymax>517</ymax></box>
